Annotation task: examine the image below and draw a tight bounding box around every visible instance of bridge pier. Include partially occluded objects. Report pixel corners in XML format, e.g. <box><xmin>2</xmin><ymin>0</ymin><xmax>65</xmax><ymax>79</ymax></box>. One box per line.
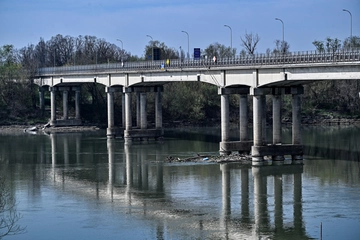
<box><xmin>106</xmin><ymin>86</ymin><xmax>124</xmax><ymax>138</ymax></box>
<box><xmin>49</xmin><ymin>86</ymin><xmax>82</xmax><ymax>127</ymax></box>
<box><xmin>250</xmin><ymin>86</ymin><xmax>304</xmax><ymax>166</ymax></box>
<box><xmin>219</xmin><ymin>87</ymin><xmax>252</xmax><ymax>155</ymax></box>
<box><xmin>124</xmin><ymin>86</ymin><xmax>163</xmax><ymax>143</ymax></box>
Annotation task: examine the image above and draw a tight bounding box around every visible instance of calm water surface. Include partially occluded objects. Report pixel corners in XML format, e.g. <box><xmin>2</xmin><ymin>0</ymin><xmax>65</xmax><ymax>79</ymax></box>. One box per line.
<box><xmin>0</xmin><ymin>126</ymin><xmax>360</xmax><ymax>239</ymax></box>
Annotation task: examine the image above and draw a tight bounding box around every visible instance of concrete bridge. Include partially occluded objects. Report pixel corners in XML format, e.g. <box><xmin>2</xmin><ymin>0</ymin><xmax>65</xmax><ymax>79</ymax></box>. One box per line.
<box><xmin>34</xmin><ymin>50</ymin><xmax>360</xmax><ymax>166</ymax></box>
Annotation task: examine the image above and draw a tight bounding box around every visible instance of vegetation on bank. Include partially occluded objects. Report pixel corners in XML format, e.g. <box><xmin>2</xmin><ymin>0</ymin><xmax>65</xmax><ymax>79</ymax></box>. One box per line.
<box><xmin>0</xmin><ymin>34</ymin><xmax>360</xmax><ymax>126</ymax></box>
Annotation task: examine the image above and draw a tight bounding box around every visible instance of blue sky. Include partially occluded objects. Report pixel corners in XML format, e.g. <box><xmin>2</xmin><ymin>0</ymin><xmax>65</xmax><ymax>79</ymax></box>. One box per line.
<box><xmin>0</xmin><ymin>0</ymin><xmax>359</xmax><ymax>57</ymax></box>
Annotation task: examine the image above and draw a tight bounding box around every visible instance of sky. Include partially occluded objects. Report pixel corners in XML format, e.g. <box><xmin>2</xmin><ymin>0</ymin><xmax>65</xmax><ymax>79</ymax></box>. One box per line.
<box><xmin>0</xmin><ymin>0</ymin><xmax>359</xmax><ymax>57</ymax></box>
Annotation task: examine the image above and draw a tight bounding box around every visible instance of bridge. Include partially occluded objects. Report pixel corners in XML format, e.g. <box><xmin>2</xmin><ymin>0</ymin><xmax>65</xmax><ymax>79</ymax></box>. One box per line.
<box><xmin>34</xmin><ymin>50</ymin><xmax>360</xmax><ymax>166</ymax></box>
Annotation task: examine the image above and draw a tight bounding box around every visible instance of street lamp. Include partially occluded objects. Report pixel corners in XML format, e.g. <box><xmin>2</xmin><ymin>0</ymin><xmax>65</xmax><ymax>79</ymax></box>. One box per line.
<box><xmin>146</xmin><ymin>35</ymin><xmax>153</xmax><ymax>60</ymax></box>
<box><xmin>343</xmin><ymin>9</ymin><xmax>352</xmax><ymax>49</ymax></box>
<box><xmin>116</xmin><ymin>39</ymin><xmax>123</xmax><ymax>50</ymax></box>
<box><xmin>181</xmin><ymin>31</ymin><xmax>189</xmax><ymax>59</ymax></box>
<box><xmin>117</xmin><ymin>39</ymin><xmax>123</xmax><ymax>61</ymax></box>
<box><xmin>275</xmin><ymin>18</ymin><xmax>284</xmax><ymax>44</ymax></box>
<box><xmin>224</xmin><ymin>24</ymin><xmax>232</xmax><ymax>49</ymax></box>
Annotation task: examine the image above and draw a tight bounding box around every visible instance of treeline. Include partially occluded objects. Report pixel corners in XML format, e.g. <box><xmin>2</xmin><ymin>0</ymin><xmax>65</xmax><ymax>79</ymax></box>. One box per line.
<box><xmin>0</xmin><ymin>34</ymin><xmax>360</xmax><ymax>126</ymax></box>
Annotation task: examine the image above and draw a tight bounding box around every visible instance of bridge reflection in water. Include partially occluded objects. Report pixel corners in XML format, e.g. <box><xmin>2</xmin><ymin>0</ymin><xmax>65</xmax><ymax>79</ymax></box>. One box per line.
<box><xmin>46</xmin><ymin>133</ymin><xmax>309</xmax><ymax>239</ymax></box>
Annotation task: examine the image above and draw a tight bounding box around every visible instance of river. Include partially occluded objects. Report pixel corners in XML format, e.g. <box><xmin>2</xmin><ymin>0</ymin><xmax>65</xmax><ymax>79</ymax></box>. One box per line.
<box><xmin>0</xmin><ymin>126</ymin><xmax>359</xmax><ymax>239</ymax></box>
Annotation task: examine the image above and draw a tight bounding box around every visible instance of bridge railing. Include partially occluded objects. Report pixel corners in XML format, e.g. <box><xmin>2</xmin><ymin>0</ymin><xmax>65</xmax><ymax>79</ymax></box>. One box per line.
<box><xmin>37</xmin><ymin>50</ymin><xmax>360</xmax><ymax>76</ymax></box>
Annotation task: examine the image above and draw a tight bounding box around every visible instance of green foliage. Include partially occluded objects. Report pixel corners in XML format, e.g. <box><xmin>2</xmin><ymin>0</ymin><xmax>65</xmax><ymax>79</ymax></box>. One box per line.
<box><xmin>203</xmin><ymin>42</ymin><xmax>235</xmax><ymax>58</ymax></box>
<box><xmin>162</xmin><ymin>82</ymin><xmax>220</xmax><ymax>123</ymax></box>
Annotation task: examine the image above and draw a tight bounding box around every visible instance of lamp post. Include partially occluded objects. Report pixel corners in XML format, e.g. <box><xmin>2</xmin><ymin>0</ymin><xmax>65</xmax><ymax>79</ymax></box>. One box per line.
<box><xmin>343</xmin><ymin>9</ymin><xmax>352</xmax><ymax>49</ymax></box>
<box><xmin>181</xmin><ymin>31</ymin><xmax>189</xmax><ymax>59</ymax></box>
<box><xmin>146</xmin><ymin>35</ymin><xmax>153</xmax><ymax>60</ymax></box>
<box><xmin>224</xmin><ymin>24</ymin><xmax>232</xmax><ymax>49</ymax></box>
<box><xmin>275</xmin><ymin>18</ymin><xmax>284</xmax><ymax>44</ymax></box>
<box><xmin>117</xmin><ymin>39</ymin><xmax>123</xmax><ymax>61</ymax></box>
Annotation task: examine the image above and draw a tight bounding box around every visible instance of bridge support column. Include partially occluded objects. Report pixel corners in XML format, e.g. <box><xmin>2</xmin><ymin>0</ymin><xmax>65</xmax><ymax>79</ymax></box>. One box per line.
<box><xmin>252</xmin><ymin>94</ymin><xmax>264</xmax><ymax>165</ymax></box>
<box><xmin>124</xmin><ymin>88</ymin><xmax>132</xmax><ymax>144</ymax></box>
<box><xmin>292</xmin><ymin>87</ymin><xmax>303</xmax><ymax>164</ymax></box>
<box><xmin>106</xmin><ymin>87</ymin><xmax>115</xmax><ymax>138</ymax></box>
<box><xmin>122</xmin><ymin>93</ymin><xmax>125</xmax><ymax>128</ymax></box>
<box><xmin>272</xmin><ymin>91</ymin><xmax>284</xmax><ymax>165</ymax></box>
<box><xmin>123</xmin><ymin>86</ymin><xmax>163</xmax><ymax>142</ymax></box>
<box><xmin>74</xmin><ymin>87</ymin><xmax>81</xmax><ymax>120</ymax></box>
<box><xmin>239</xmin><ymin>94</ymin><xmax>248</xmax><ymax>142</ymax></box>
<box><xmin>219</xmin><ymin>87</ymin><xmax>251</xmax><ymax>154</ymax></box>
<box><xmin>140</xmin><ymin>92</ymin><xmax>147</xmax><ymax>130</ymax></box>
<box><xmin>61</xmin><ymin>87</ymin><xmax>69</xmax><ymax>120</ymax></box>
<box><xmin>155</xmin><ymin>87</ymin><xmax>163</xmax><ymax>132</ymax></box>
<box><xmin>50</xmin><ymin>87</ymin><xmax>56</xmax><ymax>125</ymax></box>
<box><xmin>220</xmin><ymin>93</ymin><xmax>230</xmax><ymax>155</ymax></box>
<box><xmin>136</xmin><ymin>92</ymin><xmax>141</xmax><ymax>128</ymax></box>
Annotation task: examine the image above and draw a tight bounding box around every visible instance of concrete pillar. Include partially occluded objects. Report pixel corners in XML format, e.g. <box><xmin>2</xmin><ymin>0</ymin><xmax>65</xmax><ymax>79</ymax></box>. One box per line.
<box><xmin>221</xmin><ymin>94</ymin><xmax>230</xmax><ymax>142</ymax></box>
<box><xmin>239</xmin><ymin>94</ymin><xmax>248</xmax><ymax>141</ymax></box>
<box><xmin>291</xmin><ymin>87</ymin><xmax>303</xmax><ymax>164</ymax></box>
<box><xmin>272</xmin><ymin>93</ymin><xmax>284</xmax><ymax>164</ymax></box>
<box><xmin>140</xmin><ymin>92</ymin><xmax>147</xmax><ymax>129</ymax></box>
<box><xmin>39</xmin><ymin>87</ymin><xmax>45</xmax><ymax>113</ymax></box>
<box><xmin>122</xmin><ymin>93</ymin><xmax>125</xmax><ymax>128</ymax></box>
<box><xmin>62</xmin><ymin>89</ymin><xmax>68</xmax><ymax>120</ymax></box>
<box><xmin>155</xmin><ymin>88</ymin><xmax>162</xmax><ymax>130</ymax></box>
<box><xmin>124</xmin><ymin>90</ymin><xmax>132</xmax><ymax>143</ymax></box>
<box><xmin>125</xmin><ymin>91</ymin><xmax>132</xmax><ymax>130</ymax></box>
<box><xmin>75</xmin><ymin>88</ymin><xmax>81</xmax><ymax>120</ymax></box>
<box><xmin>106</xmin><ymin>87</ymin><xmax>115</xmax><ymax>137</ymax></box>
<box><xmin>220</xmin><ymin>94</ymin><xmax>230</xmax><ymax>154</ymax></box>
<box><xmin>136</xmin><ymin>92</ymin><xmax>141</xmax><ymax>128</ymax></box>
<box><xmin>253</xmin><ymin>95</ymin><xmax>263</xmax><ymax>146</ymax></box>
<box><xmin>272</xmin><ymin>94</ymin><xmax>282</xmax><ymax>144</ymax></box>
<box><xmin>50</xmin><ymin>87</ymin><xmax>56</xmax><ymax>124</ymax></box>
<box><xmin>292</xmin><ymin>94</ymin><xmax>301</xmax><ymax>145</ymax></box>
<box><xmin>261</xmin><ymin>95</ymin><xmax>267</xmax><ymax>143</ymax></box>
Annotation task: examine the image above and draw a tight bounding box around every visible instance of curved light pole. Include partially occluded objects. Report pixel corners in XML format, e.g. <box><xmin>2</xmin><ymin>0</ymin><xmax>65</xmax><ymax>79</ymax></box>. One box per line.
<box><xmin>146</xmin><ymin>35</ymin><xmax>153</xmax><ymax>60</ymax></box>
<box><xmin>181</xmin><ymin>31</ymin><xmax>189</xmax><ymax>59</ymax></box>
<box><xmin>116</xmin><ymin>39</ymin><xmax>123</xmax><ymax>50</ymax></box>
<box><xmin>116</xmin><ymin>39</ymin><xmax>123</xmax><ymax>61</ymax></box>
<box><xmin>224</xmin><ymin>24</ymin><xmax>232</xmax><ymax>49</ymax></box>
<box><xmin>343</xmin><ymin>9</ymin><xmax>352</xmax><ymax>49</ymax></box>
<box><xmin>275</xmin><ymin>18</ymin><xmax>284</xmax><ymax>44</ymax></box>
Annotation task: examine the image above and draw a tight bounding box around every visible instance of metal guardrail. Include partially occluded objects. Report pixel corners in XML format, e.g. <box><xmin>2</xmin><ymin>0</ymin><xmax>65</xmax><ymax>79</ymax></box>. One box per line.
<box><xmin>37</xmin><ymin>50</ymin><xmax>360</xmax><ymax>76</ymax></box>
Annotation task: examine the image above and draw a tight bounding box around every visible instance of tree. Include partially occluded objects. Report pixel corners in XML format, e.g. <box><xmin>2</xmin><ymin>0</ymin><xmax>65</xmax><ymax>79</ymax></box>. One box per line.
<box><xmin>312</xmin><ymin>37</ymin><xmax>341</xmax><ymax>54</ymax></box>
<box><xmin>144</xmin><ymin>40</ymin><xmax>178</xmax><ymax>60</ymax></box>
<box><xmin>272</xmin><ymin>40</ymin><xmax>290</xmax><ymax>54</ymax></box>
<box><xmin>240</xmin><ymin>32</ymin><xmax>260</xmax><ymax>55</ymax></box>
<box><xmin>0</xmin><ymin>177</ymin><xmax>26</xmax><ymax>238</ymax></box>
<box><xmin>203</xmin><ymin>42</ymin><xmax>234</xmax><ymax>59</ymax></box>
<box><xmin>343</xmin><ymin>36</ymin><xmax>360</xmax><ymax>51</ymax></box>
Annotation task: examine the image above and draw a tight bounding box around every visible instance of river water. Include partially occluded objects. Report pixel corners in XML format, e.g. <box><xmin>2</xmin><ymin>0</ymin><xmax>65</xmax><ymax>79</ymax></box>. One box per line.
<box><xmin>0</xmin><ymin>126</ymin><xmax>359</xmax><ymax>239</ymax></box>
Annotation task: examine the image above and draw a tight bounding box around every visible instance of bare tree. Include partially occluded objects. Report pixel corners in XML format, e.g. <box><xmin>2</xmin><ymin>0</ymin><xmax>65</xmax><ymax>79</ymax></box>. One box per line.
<box><xmin>240</xmin><ymin>32</ymin><xmax>260</xmax><ymax>55</ymax></box>
<box><xmin>0</xmin><ymin>177</ymin><xmax>26</xmax><ymax>238</ymax></box>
